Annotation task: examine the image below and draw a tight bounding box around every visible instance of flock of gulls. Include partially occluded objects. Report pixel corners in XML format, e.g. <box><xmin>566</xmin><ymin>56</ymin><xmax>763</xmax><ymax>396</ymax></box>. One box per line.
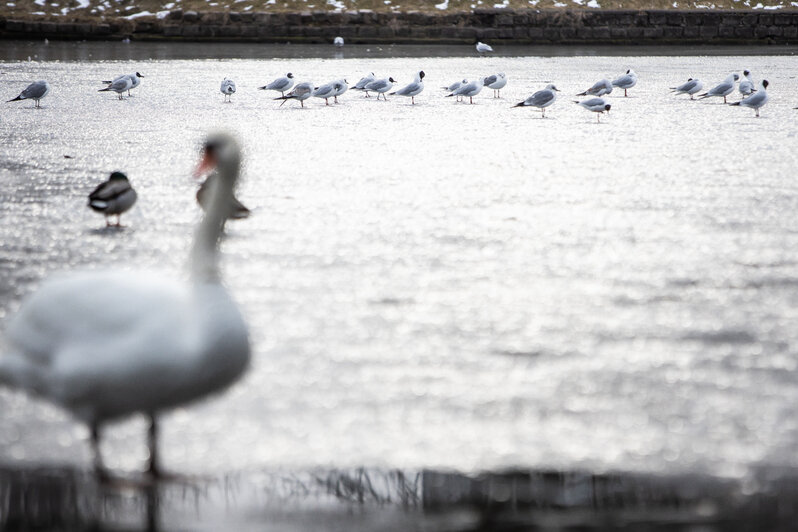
<box><xmin>0</xmin><ymin>39</ymin><xmax>784</xmax><ymax>481</ymax></box>
<box><xmin>6</xmin><ymin>44</ymin><xmax>776</xmax><ymax>122</ymax></box>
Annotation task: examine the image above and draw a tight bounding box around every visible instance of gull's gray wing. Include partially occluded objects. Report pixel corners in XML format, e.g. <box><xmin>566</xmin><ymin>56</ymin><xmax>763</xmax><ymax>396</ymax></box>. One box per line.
<box><xmin>365</xmin><ymin>79</ymin><xmax>388</xmax><ymax>92</ymax></box>
<box><xmin>526</xmin><ymin>89</ymin><xmax>555</xmax><ymax>108</ymax></box>
<box><xmin>483</xmin><ymin>75</ymin><xmax>497</xmax><ymax>86</ymax></box>
<box><xmin>22</xmin><ymin>81</ymin><xmax>49</xmax><ymax>99</ymax></box>
<box><xmin>612</xmin><ymin>74</ymin><xmax>633</xmax><ymax>88</ymax></box>
<box><xmin>709</xmin><ymin>81</ymin><xmax>732</xmax><ymax>95</ymax></box>
<box><xmin>396</xmin><ymin>81</ymin><xmax>420</xmax><ymax>95</ymax></box>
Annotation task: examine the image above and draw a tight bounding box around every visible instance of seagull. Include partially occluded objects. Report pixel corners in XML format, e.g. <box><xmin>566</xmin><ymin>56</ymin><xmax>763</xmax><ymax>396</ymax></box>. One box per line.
<box><xmin>389</xmin><ymin>71</ymin><xmax>425</xmax><ymax>104</ymax></box>
<box><xmin>577</xmin><ymin>79</ymin><xmax>613</xmax><ymax>97</ymax></box>
<box><xmin>448</xmin><ymin>78</ymin><xmax>484</xmax><ymax>104</ymax></box>
<box><xmin>670</xmin><ymin>78</ymin><xmax>704</xmax><ymax>100</ymax></box>
<box><xmin>258</xmin><ymin>73</ymin><xmax>294</xmax><ymax>97</ymax></box>
<box><xmin>333</xmin><ymin>36</ymin><xmax>344</xmax><ymax>47</ymax></box>
<box><xmin>312</xmin><ymin>82</ymin><xmax>337</xmax><ymax>105</ymax></box>
<box><xmin>483</xmin><ymin>73</ymin><xmax>507</xmax><ymax>98</ymax></box>
<box><xmin>7</xmin><ymin>80</ymin><xmax>50</xmax><ymax>108</ymax></box>
<box><xmin>275</xmin><ymin>81</ymin><xmax>313</xmax><ymax>107</ymax></box>
<box><xmin>0</xmin><ymin>132</ymin><xmax>251</xmax><ymax>480</ymax></box>
<box><xmin>196</xmin><ymin>174</ymin><xmax>250</xmax><ymax>221</ymax></box>
<box><xmin>102</xmin><ymin>72</ymin><xmax>143</xmax><ymax>97</ymax></box>
<box><xmin>611</xmin><ymin>69</ymin><xmax>638</xmax><ymax>97</ymax></box>
<box><xmin>88</xmin><ymin>171</ymin><xmax>138</xmax><ymax>227</ymax></box>
<box><xmin>738</xmin><ymin>70</ymin><xmax>755</xmax><ymax>98</ymax></box>
<box><xmin>220</xmin><ymin>78</ymin><xmax>236</xmax><ymax>102</ymax></box>
<box><xmin>513</xmin><ymin>84</ymin><xmax>559</xmax><ymax>118</ymax></box>
<box><xmin>365</xmin><ymin>77</ymin><xmax>396</xmax><ymax>101</ymax></box>
<box><xmin>476</xmin><ymin>41</ymin><xmax>493</xmax><ymax>54</ymax></box>
<box><xmin>443</xmin><ymin>79</ymin><xmax>468</xmax><ymax>101</ymax></box>
<box><xmin>352</xmin><ymin>72</ymin><xmax>376</xmax><ymax>97</ymax></box>
<box><xmin>697</xmin><ymin>73</ymin><xmax>739</xmax><ymax>103</ymax></box>
<box><xmin>331</xmin><ymin>79</ymin><xmax>348</xmax><ymax>103</ymax></box>
<box><xmin>99</xmin><ymin>76</ymin><xmax>133</xmax><ymax>100</ymax></box>
<box><xmin>575</xmin><ymin>97</ymin><xmax>611</xmax><ymax>122</ymax></box>
<box><xmin>729</xmin><ymin>79</ymin><xmax>769</xmax><ymax>117</ymax></box>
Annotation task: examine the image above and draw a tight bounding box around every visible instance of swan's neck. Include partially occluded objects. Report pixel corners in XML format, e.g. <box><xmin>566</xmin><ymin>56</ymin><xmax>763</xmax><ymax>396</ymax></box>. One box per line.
<box><xmin>191</xmin><ymin>165</ymin><xmax>236</xmax><ymax>283</ymax></box>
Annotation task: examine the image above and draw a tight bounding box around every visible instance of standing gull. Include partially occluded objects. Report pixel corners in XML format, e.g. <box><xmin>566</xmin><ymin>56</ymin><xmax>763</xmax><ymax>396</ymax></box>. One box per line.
<box><xmin>612</xmin><ymin>69</ymin><xmax>637</xmax><ymax>97</ymax></box>
<box><xmin>7</xmin><ymin>80</ymin><xmax>50</xmax><ymax>108</ymax></box>
<box><xmin>312</xmin><ymin>82</ymin><xmax>337</xmax><ymax>105</ymax></box>
<box><xmin>275</xmin><ymin>81</ymin><xmax>313</xmax><ymax>107</ymax></box>
<box><xmin>389</xmin><ymin>71</ymin><xmax>425</xmax><ymax>104</ymax></box>
<box><xmin>365</xmin><ymin>77</ymin><xmax>396</xmax><ymax>101</ymax></box>
<box><xmin>697</xmin><ymin>73</ymin><xmax>739</xmax><ymax>103</ymax></box>
<box><xmin>333</xmin><ymin>36</ymin><xmax>344</xmax><ymax>47</ymax></box>
<box><xmin>99</xmin><ymin>76</ymin><xmax>133</xmax><ymax>100</ymax></box>
<box><xmin>738</xmin><ymin>70</ymin><xmax>755</xmax><ymax>98</ymax></box>
<box><xmin>577</xmin><ymin>79</ymin><xmax>613</xmax><ymax>97</ymax></box>
<box><xmin>575</xmin><ymin>97</ymin><xmax>611</xmax><ymax>122</ymax></box>
<box><xmin>670</xmin><ymin>78</ymin><xmax>704</xmax><ymax>100</ymax></box>
<box><xmin>729</xmin><ymin>80</ymin><xmax>769</xmax><ymax>117</ymax></box>
<box><xmin>331</xmin><ymin>79</ymin><xmax>348</xmax><ymax>103</ymax></box>
<box><xmin>88</xmin><ymin>171</ymin><xmax>138</xmax><ymax>227</ymax></box>
<box><xmin>448</xmin><ymin>78</ymin><xmax>485</xmax><ymax>104</ymax></box>
<box><xmin>220</xmin><ymin>78</ymin><xmax>236</xmax><ymax>102</ymax></box>
<box><xmin>0</xmin><ymin>132</ymin><xmax>251</xmax><ymax>480</ymax></box>
<box><xmin>513</xmin><ymin>84</ymin><xmax>559</xmax><ymax>118</ymax></box>
<box><xmin>483</xmin><ymin>73</ymin><xmax>507</xmax><ymax>98</ymax></box>
<box><xmin>352</xmin><ymin>72</ymin><xmax>376</xmax><ymax>97</ymax></box>
<box><xmin>102</xmin><ymin>72</ymin><xmax>143</xmax><ymax>97</ymax></box>
<box><xmin>259</xmin><ymin>73</ymin><xmax>294</xmax><ymax>97</ymax></box>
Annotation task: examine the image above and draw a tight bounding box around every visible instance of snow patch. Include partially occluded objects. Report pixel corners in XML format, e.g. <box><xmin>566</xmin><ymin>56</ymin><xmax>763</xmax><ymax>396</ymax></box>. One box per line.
<box><xmin>587</xmin><ymin>0</ymin><xmax>600</xmax><ymax>6</ymax></box>
<box><xmin>124</xmin><ymin>10</ymin><xmax>154</xmax><ymax>18</ymax></box>
<box><xmin>327</xmin><ymin>0</ymin><xmax>345</xmax><ymax>9</ymax></box>
<box><xmin>435</xmin><ymin>0</ymin><xmax>449</xmax><ymax>8</ymax></box>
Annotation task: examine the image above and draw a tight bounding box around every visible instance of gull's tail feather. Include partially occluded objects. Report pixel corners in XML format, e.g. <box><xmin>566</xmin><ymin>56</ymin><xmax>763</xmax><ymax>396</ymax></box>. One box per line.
<box><xmin>513</xmin><ymin>101</ymin><xmax>525</xmax><ymax>108</ymax></box>
<box><xmin>729</xmin><ymin>102</ymin><xmax>741</xmax><ymax>106</ymax></box>
<box><xmin>7</xmin><ymin>95</ymin><xmax>23</xmax><ymax>102</ymax></box>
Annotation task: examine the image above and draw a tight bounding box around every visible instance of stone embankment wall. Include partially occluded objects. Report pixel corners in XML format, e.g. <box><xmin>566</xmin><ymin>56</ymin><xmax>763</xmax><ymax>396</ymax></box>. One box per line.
<box><xmin>0</xmin><ymin>9</ymin><xmax>796</xmax><ymax>45</ymax></box>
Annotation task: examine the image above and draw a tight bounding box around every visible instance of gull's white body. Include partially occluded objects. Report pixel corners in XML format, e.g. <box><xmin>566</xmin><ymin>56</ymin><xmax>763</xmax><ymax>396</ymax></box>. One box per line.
<box><xmin>739</xmin><ymin>70</ymin><xmax>755</xmax><ymax>97</ymax></box>
<box><xmin>476</xmin><ymin>41</ymin><xmax>493</xmax><ymax>53</ymax></box>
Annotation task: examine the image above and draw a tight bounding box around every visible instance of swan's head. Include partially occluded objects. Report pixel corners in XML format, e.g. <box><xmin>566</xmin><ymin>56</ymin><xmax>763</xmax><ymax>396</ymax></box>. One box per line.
<box><xmin>195</xmin><ymin>133</ymin><xmax>241</xmax><ymax>183</ymax></box>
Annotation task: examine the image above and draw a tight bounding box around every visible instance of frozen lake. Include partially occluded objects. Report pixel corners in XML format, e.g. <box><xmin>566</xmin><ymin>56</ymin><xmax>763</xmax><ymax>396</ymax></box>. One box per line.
<box><xmin>2</xmin><ymin>42</ymin><xmax>798</xmax><ymax>493</ymax></box>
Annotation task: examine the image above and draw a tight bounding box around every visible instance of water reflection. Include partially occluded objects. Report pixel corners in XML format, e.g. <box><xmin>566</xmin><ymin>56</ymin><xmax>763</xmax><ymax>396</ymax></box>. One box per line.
<box><xmin>2</xmin><ymin>465</ymin><xmax>797</xmax><ymax>530</ymax></box>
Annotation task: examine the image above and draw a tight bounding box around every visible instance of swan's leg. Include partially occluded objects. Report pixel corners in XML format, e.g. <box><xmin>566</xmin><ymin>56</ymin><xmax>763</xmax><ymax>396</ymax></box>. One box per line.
<box><xmin>147</xmin><ymin>415</ymin><xmax>161</xmax><ymax>478</ymax></box>
<box><xmin>91</xmin><ymin>423</ymin><xmax>111</xmax><ymax>481</ymax></box>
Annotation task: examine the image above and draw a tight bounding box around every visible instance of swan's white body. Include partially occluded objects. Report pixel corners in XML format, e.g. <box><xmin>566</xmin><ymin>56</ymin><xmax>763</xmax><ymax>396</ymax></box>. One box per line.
<box><xmin>0</xmin><ymin>132</ymin><xmax>251</xmax><ymax>477</ymax></box>
<box><xmin>2</xmin><ymin>272</ymin><xmax>249</xmax><ymax>423</ymax></box>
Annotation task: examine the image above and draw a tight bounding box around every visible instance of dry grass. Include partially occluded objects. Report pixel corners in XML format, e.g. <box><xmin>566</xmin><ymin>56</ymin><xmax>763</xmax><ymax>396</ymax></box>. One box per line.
<box><xmin>1</xmin><ymin>0</ymin><xmax>795</xmax><ymax>22</ymax></box>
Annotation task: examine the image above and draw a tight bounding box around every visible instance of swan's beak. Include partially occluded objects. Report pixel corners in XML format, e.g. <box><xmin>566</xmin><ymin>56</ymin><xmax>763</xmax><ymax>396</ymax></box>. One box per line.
<box><xmin>194</xmin><ymin>150</ymin><xmax>216</xmax><ymax>178</ymax></box>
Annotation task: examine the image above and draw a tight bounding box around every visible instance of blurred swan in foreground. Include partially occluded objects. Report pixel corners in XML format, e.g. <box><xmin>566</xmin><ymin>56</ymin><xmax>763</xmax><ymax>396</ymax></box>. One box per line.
<box><xmin>0</xmin><ymin>132</ymin><xmax>251</xmax><ymax>480</ymax></box>
<box><xmin>88</xmin><ymin>171</ymin><xmax>138</xmax><ymax>227</ymax></box>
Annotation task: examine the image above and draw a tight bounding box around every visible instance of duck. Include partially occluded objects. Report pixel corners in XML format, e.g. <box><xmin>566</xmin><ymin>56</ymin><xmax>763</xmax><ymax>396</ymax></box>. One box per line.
<box><xmin>0</xmin><ymin>132</ymin><xmax>251</xmax><ymax>480</ymax></box>
<box><xmin>88</xmin><ymin>171</ymin><xmax>138</xmax><ymax>227</ymax></box>
<box><xmin>8</xmin><ymin>80</ymin><xmax>51</xmax><ymax>108</ymax></box>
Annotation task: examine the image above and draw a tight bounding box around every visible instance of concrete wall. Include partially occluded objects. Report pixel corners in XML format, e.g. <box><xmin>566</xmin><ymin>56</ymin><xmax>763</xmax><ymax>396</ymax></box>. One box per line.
<box><xmin>1</xmin><ymin>9</ymin><xmax>796</xmax><ymax>45</ymax></box>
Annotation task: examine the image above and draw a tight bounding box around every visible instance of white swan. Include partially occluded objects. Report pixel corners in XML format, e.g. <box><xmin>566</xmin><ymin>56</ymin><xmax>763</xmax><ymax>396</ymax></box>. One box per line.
<box><xmin>0</xmin><ymin>132</ymin><xmax>251</xmax><ymax>479</ymax></box>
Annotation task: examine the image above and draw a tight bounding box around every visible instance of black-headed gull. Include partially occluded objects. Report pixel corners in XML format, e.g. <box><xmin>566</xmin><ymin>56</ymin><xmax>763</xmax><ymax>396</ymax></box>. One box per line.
<box><xmin>99</xmin><ymin>76</ymin><xmax>133</xmax><ymax>100</ymax></box>
<box><xmin>352</xmin><ymin>72</ymin><xmax>376</xmax><ymax>97</ymax></box>
<box><xmin>220</xmin><ymin>78</ymin><xmax>236</xmax><ymax>102</ymax></box>
<box><xmin>102</xmin><ymin>72</ymin><xmax>143</xmax><ymax>97</ymax></box>
<box><xmin>476</xmin><ymin>41</ymin><xmax>493</xmax><ymax>53</ymax></box>
<box><xmin>389</xmin><ymin>71</ymin><xmax>425</xmax><ymax>104</ymax></box>
<box><xmin>697</xmin><ymin>73</ymin><xmax>739</xmax><ymax>103</ymax></box>
<box><xmin>738</xmin><ymin>70</ymin><xmax>755</xmax><ymax>98</ymax></box>
<box><xmin>275</xmin><ymin>81</ymin><xmax>313</xmax><ymax>108</ymax></box>
<box><xmin>670</xmin><ymin>78</ymin><xmax>704</xmax><ymax>100</ymax></box>
<box><xmin>312</xmin><ymin>82</ymin><xmax>337</xmax><ymax>105</ymax></box>
<box><xmin>577</xmin><ymin>79</ymin><xmax>612</xmax><ymax>97</ymax></box>
<box><xmin>575</xmin><ymin>97</ymin><xmax>611</xmax><ymax>122</ymax></box>
<box><xmin>612</xmin><ymin>69</ymin><xmax>637</xmax><ymax>97</ymax></box>
<box><xmin>259</xmin><ymin>73</ymin><xmax>294</xmax><ymax>97</ymax></box>
<box><xmin>514</xmin><ymin>84</ymin><xmax>559</xmax><ymax>118</ymax></box>
<box><xmin>729</xmin><ymin>79</ymin><xmax>769</xmax><ymax>117</ymax></box>
<box><xmin>447</xmin><ymin>78</ymin><xmax>484</xmax><ymax>104</ymax></box>
<box><xmin>332</xmin><ymin>79</ymin><xmax>348</xmax><ymax>103</ymax></box>
<box><xmin>365</xmin><ymin>77</ymin><xmax>396</xmax><ymax>101</ymax></box>
<box><xmin>483</xmin><ymin>73</ymin><xmax>507</xmax><ymax>98</ymax></box>
<box><xmin>7</xmin><ymin>80</ymin><xmax>50</xmax><ymax>107</ymax></box>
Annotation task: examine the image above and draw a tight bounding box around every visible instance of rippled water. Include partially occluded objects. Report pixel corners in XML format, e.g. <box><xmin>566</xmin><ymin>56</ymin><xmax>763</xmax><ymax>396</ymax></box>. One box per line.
<box><xmin>1</xmin><ymin>43</ymin><xmax>798</xmax><ymax>483</ymax></box>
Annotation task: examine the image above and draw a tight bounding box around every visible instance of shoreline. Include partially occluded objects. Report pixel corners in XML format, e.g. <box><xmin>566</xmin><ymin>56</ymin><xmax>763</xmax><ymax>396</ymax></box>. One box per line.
<box><xmin>0</xmin><ymin>9</ymin><xmax>796</xmax><ymax>45</ymax></box>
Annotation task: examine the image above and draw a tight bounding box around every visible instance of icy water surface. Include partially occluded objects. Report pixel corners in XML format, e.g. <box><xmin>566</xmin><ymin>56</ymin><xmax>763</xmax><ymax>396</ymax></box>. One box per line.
<box><xmin>2</xmin><ymin>44</ymin><xmax>798</xmax><ymax>488</ymax></box>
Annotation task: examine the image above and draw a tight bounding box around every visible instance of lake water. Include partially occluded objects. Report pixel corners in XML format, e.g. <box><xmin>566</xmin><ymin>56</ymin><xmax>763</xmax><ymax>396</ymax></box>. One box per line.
<box><xmin>2</xmin><ymin>42</ymin><xmax>798</xmax><ymax>525</ymax></box>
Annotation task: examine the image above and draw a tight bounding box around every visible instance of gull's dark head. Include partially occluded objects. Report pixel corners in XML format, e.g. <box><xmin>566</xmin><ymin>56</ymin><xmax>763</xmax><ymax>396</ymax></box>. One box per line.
<box><xmin>604</xmin><ymin>104</ymin><xmax>612</xmax><ymax>112</ymax></box>
<box><xmin>109</xmin><ymin>171</ymin><xmax>128</xmax><ymax>181</ymax></box>
<box><xmin>287</xmin><ymin>73</ymin><xmax>294</xmax><ymax>78</ymax></box>
<box><xmin>763</xmin><ymin>79</ymin><xmax>769</xmax><ymax>89</ymax></box>
<box><xmin>419</xmin><ymin>71</ymin><xmax>426</xmax><ymax>80</ymax></box>
<box><xmin>389</xmin><ymin>77</ymin><xmax>397</xmax><ymax>83</ymax></box>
